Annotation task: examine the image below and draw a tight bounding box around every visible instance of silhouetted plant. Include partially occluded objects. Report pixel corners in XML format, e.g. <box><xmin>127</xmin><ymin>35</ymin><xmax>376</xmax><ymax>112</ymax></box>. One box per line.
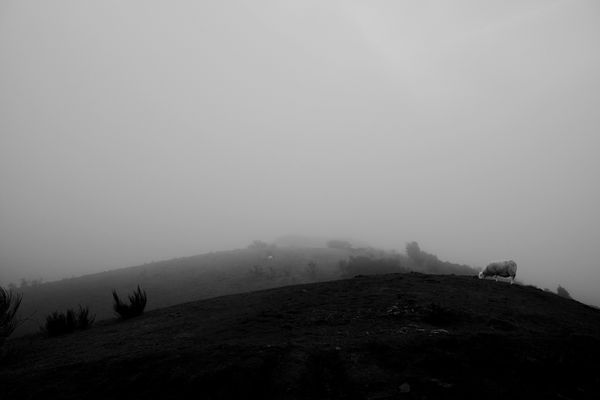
<box><xmin>43</xmin><ymin>309</ymin><xmax>77</xmax><ymax>337</ymax></box>
<box><xmin>556</xmin><ymin>285</ymin><xmax>573</xmax><ymax>300</ymax></box>
<box><xmin>42</xmin><ymin>305</ymin><xmax>95</xmax><ymax>337</ymax></box>
<box><xmin>406</xmin><ymin>241</ymin><xmax>424</xmax><ymax>266</ymax></box>
<box><xmin>112</xmin><ymin>285</ymin><xmax>147</xmax><ymax>319</ymax></box>
<box><xmin>1</xmin><ymin>286</ymin><xmax>23</xmax><ymax>347</ymax></box>
<box><xmin>76</xmin><ymin>305</ymin><xmax>95</xmax><ymax>329</ymax></box>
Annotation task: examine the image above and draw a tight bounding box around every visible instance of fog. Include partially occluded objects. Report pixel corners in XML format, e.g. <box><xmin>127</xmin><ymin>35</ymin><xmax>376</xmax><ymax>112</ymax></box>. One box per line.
<box><xmin>1</xmin><ymin>1</ymin><xmax>599</xmax><ymax>305</ymax></box>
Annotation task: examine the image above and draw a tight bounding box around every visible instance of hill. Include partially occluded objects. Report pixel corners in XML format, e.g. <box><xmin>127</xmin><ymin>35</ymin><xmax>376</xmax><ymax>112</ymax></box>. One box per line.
<box><xmin>12</xmin><ymin>246</ymin><xmax>353</xmax><ymax>336</ymax></box>
<box><xmin>2</xmin><ymin>273</ymin><xmax>599</xmax><ymax>399</ymax></box>
<box><xmin>12</xmin><ymin>243</ymin><xmax>475</xmax><ymax>336</ymax></box>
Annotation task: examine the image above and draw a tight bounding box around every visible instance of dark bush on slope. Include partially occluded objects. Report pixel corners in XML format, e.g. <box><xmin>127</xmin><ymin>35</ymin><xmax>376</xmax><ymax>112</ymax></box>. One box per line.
<box><xmin>0</xmin><ymin>286</ymin><xmax>22</xmax><ymax>346</ymax></box>
<box><xmin>112</xmin><ymin>286</ymin><xmax>147</xmax><ymax>319</ymax></box>
<box><xmin>42</xmin><ymin>306</ymin><xmax>95</xmax><ymax>337</ymax></box>
<box><xmin>556</xmin><ymin>285</ymin><xmax>573</xmax><ymax>300</ymax></box>
<box><xmin>43</xmin><ymin>309</ymin><xmax>77</xmax><ymax>337</ymax></box>
<box><xmin>76</xmin><ymin>305</ymin><xmax>95</xmax><ymax>330</ymax></box>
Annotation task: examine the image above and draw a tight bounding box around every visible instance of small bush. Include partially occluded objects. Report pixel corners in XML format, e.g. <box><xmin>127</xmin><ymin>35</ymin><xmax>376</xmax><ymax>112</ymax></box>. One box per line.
<box><xmin>76</xmin><ymin>305</ymin><xmax>95</xmax><ymax>329</ymax></box>
<box><xmin>556</xmin><ymin>285</ymin><xmax>573</xmax><ymax>300</ymax></box>
<box><xmin>1</xmin><ymin>286</ymin><xmax>23</xmax><ymax>346</ymax></box>
<box><xmin>42</xmin><ymin>305</ymin><xmax>95</xmax><ymax>337</ymax></box>
<box><xmin>44</xmin><ymin>309</ymin><xmax>77</xmax><ymax>337</ymax></box>
<box><xmin>112</xmin><ymin>285</ymin><xmax>147</xmax><ymax>319</ymax></box>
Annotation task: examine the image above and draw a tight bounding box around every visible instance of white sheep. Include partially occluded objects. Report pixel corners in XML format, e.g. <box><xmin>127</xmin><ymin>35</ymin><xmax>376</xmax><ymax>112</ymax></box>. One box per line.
<box><xmin>479</xmin><ymin>260</ymin><xmax>517</xmax><ymax>284</ymax></box>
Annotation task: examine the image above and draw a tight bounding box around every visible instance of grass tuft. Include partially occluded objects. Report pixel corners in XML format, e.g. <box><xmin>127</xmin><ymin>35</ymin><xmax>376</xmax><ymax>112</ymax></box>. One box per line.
<box><xmin>0</xmin><ymin>286</ymin><xmax>23</xmax><ymax>347</ymax></box>
<box><xmin>42</xmin><ymin>306</ymin><xmax>95</xmax><ymax>337</ymax></box>
<box><xmin>112</xmin><ymin>285</ymin><xmax>147</xmax><ymax>319</ymax></box>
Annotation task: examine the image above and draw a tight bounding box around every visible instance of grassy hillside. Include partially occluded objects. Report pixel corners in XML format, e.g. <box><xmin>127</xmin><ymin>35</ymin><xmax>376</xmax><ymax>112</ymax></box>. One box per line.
<box><xmin>12</xmin><ymin>243</ymin><xmax>475</xmax><ymax>336</ymax></box>
<box><xmin>2</xmin><ymin>273</ymin><xmax>599</xmax><ymax>399</ymax></box>
<box><xmin>12</xmin><ymin>246</ymin><xmax>353</xmax><ymax>336</ymax></box>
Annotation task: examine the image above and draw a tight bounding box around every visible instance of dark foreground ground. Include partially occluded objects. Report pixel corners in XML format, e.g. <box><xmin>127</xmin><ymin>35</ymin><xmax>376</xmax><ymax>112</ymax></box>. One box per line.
<box><xmin>1</xmin><ymin>273</ymin><xmax>599</xmax><ymax>399</ymax></box>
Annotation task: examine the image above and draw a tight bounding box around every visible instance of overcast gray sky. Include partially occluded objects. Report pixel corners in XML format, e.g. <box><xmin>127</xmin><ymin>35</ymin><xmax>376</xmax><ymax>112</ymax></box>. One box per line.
<box><xmin>1</xmin><ymin>1</ymin><xmax>599</xmax><ymax>305</ymax></box>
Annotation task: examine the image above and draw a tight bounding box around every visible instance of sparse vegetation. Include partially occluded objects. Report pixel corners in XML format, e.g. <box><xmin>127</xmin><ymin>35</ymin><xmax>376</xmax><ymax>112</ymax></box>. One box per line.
<box><xmin>0</xmin><ymin>286</ymin><xmax>22</xmax><ymax>347</ymax></box>
<box><xmin>10</xmin><ymin>243</ymin><xmax>478</xmax><ymax>337</ymax></box>
<box><xmin>42</xmin><ymin>305</ymin><xmax>95</xmax><ymax>337</ymax></box>
<box><xmin>112</xmin><ymin>286</ymin><xmax>147</xmax><ymax>319</ymax></box>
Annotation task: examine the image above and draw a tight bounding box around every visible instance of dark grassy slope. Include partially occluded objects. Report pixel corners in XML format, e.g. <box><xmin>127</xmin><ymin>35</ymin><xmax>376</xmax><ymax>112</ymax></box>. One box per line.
<box><xmin>13</xmin><ymin>246</ymin><xmax>353</xmax><ymax>336</ymax></box>
<box><xmin>2</xmin><ymin>273</ymin><xmax>599</xmax><ymax>399</ymax></box>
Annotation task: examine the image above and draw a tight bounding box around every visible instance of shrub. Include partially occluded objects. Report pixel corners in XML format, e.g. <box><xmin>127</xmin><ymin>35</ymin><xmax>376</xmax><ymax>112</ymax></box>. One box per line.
<box><xmin>0</xmin><ymin>286</ymin><xmax>23</xmax><ymax>346</ymax></box>
<box><xmin>556</xmin><ymin>285</ymin><xmax>573</xmax><ymax>300</ymax></box>
<box><xmin>42</xmin><ymin>305</ymin><xmax>95</xmax><ymax>337</ymax></box>
<box><xmin>44</xmin><ymin>309</ymin><xmax>77</xmax><ymax>337</ymax></box>
<box><xmin>76</xmin><ymin>305</ymin><xmax>95</xmax><ymax>329</ymax></box>
<box><xmin>112</xmin><ymin>285</ymin><xmax>147</xmax><ymax>319</ymax></box>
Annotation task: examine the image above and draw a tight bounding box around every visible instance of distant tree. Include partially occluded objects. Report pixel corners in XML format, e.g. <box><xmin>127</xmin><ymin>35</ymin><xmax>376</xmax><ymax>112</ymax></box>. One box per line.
<box><xmin>19</xmin><ymin>278</ymin><xmax>29</xmax><ymax>289</ymax></box>
<box><xmin>112</xmin><ymin>286</ymin><xmax>147</xmax><ymax>319</ymax></box>
<box><xmin>1</xmin><ymin>286</ymin><xmax>23</xmax><ymax>346</ymax></box>
<box><xmin>406</xmin><ymin>242</ymin><xmax>423</xmax><ymax>265</ymax></box>
<box><xmin>556</xmin><ymin>285</ymin><xmax>573</xmax><ymax>300</ymax></box>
